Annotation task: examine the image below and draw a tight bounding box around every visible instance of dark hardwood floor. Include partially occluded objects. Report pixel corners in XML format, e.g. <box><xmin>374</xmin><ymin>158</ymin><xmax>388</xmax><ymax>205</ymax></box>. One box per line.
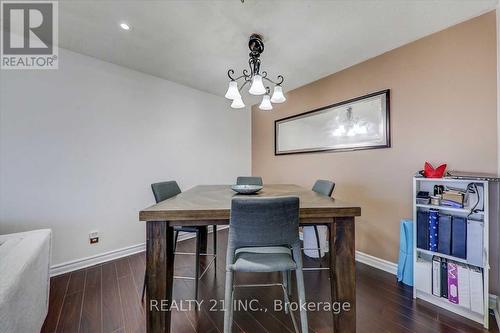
<box><xmin>42</xmin><ymin>229</ymin><xmax>499</xmax><ymax>333</ymax></box>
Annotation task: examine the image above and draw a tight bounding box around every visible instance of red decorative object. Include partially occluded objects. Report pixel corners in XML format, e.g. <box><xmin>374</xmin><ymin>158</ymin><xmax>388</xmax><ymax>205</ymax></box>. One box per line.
<box><xmin>424</xmin><ymin>162</ymin><xmax>447</xmax><ymax>178</ymax></box>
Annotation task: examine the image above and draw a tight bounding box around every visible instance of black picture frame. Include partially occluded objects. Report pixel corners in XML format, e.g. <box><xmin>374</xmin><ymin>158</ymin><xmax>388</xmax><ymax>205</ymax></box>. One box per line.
<box><xmin>274</xmin><ymin>89</ymin><xmax>391</xmax><ymax>155</ymax></box>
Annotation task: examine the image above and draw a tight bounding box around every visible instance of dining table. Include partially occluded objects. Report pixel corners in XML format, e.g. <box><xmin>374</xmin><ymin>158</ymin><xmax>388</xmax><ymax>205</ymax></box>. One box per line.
<box><xmin>139</xmin><ymin>184</ymin><xmax>361</xmax><ymax>333</ymax></box>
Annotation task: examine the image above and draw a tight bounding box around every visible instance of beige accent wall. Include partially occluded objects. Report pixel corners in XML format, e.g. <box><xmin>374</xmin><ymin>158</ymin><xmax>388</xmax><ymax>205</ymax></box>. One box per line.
<box><xmin>252</xmin><ymin>12</ymin><xmax>498</xmax><ymax>264</ymax></box>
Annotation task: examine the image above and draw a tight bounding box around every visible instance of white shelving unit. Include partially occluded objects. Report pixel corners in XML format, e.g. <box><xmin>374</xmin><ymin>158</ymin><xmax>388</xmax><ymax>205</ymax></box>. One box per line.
<box><xmin>412</xmin><ymin>176</ymin><xmax>499</xmax><ymax>329</ymax></box>
<box><xmin>415</xmin><ymin>204</ymin><xmax>485</xmax><ymax>216</ymax></box>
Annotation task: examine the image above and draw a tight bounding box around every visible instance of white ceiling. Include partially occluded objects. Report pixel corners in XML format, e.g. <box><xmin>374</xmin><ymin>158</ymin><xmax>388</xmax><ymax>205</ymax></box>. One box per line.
<box><xmin>58</xmin><ymin>0</ymin><xmax>498</xmax><ymax>100</ymax></box>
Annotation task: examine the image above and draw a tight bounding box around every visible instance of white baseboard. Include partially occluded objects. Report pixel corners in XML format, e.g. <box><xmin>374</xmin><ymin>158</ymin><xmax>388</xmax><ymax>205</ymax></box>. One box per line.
<box><xmin>491</xmin><ymin>294</ymin><xmax>500</xmax><ymax>328</ymax></box>
<box><xmin>355</xmin><ymin>250</ymin><xmax>397</xmax><ymax>275</ymax></box>
<box><xmin>49</xmin><ymin>225</ymin><xmax>229</xmax><ymax>276</ymax></box>
<box><xmin>489</xmin><ymin>294</ymin><xmax>497</xmax><ymax>309</ymax></box>
<box><xmin>50</xmin><ymin>243</ymin><xmax>145</xmax><ymax>276</ymax></box>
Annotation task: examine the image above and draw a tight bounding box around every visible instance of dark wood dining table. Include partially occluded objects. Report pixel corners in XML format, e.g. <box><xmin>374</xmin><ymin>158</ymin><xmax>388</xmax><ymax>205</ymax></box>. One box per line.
<box><xmin>139</xmin><ymin>184</ymin><xmax>361</xmax><ymax>333</ymax></box>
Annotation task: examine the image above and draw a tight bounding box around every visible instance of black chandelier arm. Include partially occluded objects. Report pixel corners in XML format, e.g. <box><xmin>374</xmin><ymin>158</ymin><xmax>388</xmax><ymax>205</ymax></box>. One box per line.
<box><xmin>228</xmin><ymin>69</ymin><xmax>252</xmax><ymax>82</ymax></box>
<box><xmin>262</xmin><ymin>76</ymin><xmax>275</xmax><ymax>84</ymax></box>
<box><xmin>242</xmin><ymin>69</ymin><xmax>251</xmax><ymax>80</ymax></box>
<box><xmin>239</xmin><ymin>80</ymin><xmax>250</xmax><ymax>92</ymax></box>
<box><xmin>234</xmin><ymin>74</ymin><xmax>249</xmax><ymax>81</ymax></box>
<box><xmin>263</xmin><ymin>74</ymin><xmax>284</xmax><ymax>86</ymax></box>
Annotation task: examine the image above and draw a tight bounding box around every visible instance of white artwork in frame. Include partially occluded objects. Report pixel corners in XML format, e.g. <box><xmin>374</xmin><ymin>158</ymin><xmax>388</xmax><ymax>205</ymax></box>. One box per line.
<box><xmin>275</xmin><ymin>89</ymin><xmax>390</xmax><ymax>155</ymax></box>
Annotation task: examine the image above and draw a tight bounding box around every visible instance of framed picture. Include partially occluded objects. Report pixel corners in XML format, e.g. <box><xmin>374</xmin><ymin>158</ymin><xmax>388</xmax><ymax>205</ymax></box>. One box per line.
<box><xmin>274</xmin><ymin>89</ymin><xmax>390</xmax><ymax>155</ymax></box>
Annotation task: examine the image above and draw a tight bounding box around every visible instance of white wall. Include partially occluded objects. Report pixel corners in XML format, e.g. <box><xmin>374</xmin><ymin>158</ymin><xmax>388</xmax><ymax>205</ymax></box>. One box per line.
<box><xmin>0</xmin><ymin>48</ymin><xmax>251</xmax><ymax>266</ymax></box>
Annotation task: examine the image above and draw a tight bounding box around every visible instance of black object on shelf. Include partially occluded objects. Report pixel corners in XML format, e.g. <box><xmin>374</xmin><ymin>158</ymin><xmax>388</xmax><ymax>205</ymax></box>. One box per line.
<box><xmin>440</xmin><ymin>259</ymin><xmax>448</xmax><ymax>298</ymax></box>
<box><xmin>437</xmin><ymin>215</ymin><xmax>452</xmax><ymax>255</ymax></box>
<box><xmin>416</xmin><ymin>191</ymin><xmax>431</xmax><ymax>204</ymax></box>
<box><xmin>434</xmin><ymin>185</ymin><xmax>445</xmax><ymax>196</ymax></box>
<box><xmin>451</xmin><ymin>216</ymin><xmax>467</xmax><ymax>259</ymax></box>
<box><xmin>417</xmin><ymin>191</ymin><xmax>430</xmax><ymax>198</ymax></box>
<box><xmin>417</xmin><ymin>210</ymin><xmax>429</xmax><ymax>250</ymax></box>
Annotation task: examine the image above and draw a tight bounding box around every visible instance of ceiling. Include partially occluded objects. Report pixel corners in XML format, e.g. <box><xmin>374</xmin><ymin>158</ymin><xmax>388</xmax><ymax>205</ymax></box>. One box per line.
<box><xmin>58</xmin><ymin>0</ymin><xmax>498</xmax><ymax>101</ymax></box>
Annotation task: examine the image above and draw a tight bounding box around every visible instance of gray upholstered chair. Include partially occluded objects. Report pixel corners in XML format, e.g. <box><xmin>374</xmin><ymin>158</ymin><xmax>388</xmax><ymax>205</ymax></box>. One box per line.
<box><xmin>223</xmin><ymin>197</ymin><xmax>308</xmax><ymax>333</ymax></box>
<box><xmin>236</xmin><ymin>176</ymin><xmax>263</xmax><ymax>186</ymax></box>
<box><xmin>141</xmin><ymin>181</ymin><xmax>217</xmax><ymax>301</ymax></box>
<box><xmin>304</xmin><ymin>179</ymin><xmax>335</xmax><ymax>269</ymax></box>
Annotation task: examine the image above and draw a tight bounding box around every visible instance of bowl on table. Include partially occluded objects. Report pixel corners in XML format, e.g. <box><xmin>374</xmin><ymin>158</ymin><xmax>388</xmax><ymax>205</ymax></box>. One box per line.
<box><xmin>230</xmin><ymin>184</ymin><xmax>263</xmax><ymax>194</ymax></box>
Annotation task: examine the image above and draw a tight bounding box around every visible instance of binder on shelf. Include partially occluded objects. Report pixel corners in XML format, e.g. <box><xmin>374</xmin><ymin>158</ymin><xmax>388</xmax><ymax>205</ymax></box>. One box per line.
<box><xmin>415</xmin><ymin>258</ymin><xmax>432</xmax><ymax>295</ymax></box>
<box><xmin>432</xmin><ymin>257</ymin><xmax>441</xmax><ymax>297</ymax></box>
<box><xmin>417</xmin><ymin>210</ymin><xmax>429</xmax><ymax>250</ymax></box>
<box><xmin>451</xmin><ymin>216</ymin><xmax>467</xmax><ymax>259</ymax></box>
<box><xmin>466</xmin><ymin>220</ymin><xmax>483</xmax><ymax>267</ymax></box>
<box><xmin>457</xmin><ymin>264</ymin><xmax>471</xmax><ymax>309</ymax></box>
<box><xmin>469</xmin><ymin>267</ymin><xmax>484</xmax><ymax>315</ymax></box>
<box><xmin>428</xmin><ymin>210</ymin><xmax>439</xmax><ymax>251</ymax></box>
<box><xmin>447</xmin><ymin>262</ymin><xmax>458</xmax><ymax>304</ymax></box>
<box><xmin>437</xmin><ymin>215</ymin><xmax>452</xmax><ymax>255</ymax></box>
<box><xmin>440</xmin><ymin>259</ymin><xmax>448</xmax><ymax>298</ymax></box>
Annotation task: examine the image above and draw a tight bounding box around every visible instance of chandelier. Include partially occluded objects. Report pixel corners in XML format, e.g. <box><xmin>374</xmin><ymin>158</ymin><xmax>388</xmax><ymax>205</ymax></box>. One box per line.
<box><xmin>332</xmin><ymin>107</ymin><xmax>368</xmax><ymax>137</ymax></box>
<box><xmin>224</xmin><ymin>34</ymin><xmax>286</xmax><ymax>110</ymax></box>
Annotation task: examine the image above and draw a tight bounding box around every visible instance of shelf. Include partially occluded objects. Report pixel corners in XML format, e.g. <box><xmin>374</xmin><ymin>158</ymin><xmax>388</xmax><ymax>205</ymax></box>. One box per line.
<box><xmin>415</xmin><ymin>204</ymin><xmax>484</xmax><ymax>215</ymax></box>
<box><xmin>416</xmin><ymin>248</ymin><xmax>483</xmax><ymax>268</ymax></box>
<box><xmin>414</xmin><ymin>177</ymin><xmax>488</xmax><ymax>183</ymax></box>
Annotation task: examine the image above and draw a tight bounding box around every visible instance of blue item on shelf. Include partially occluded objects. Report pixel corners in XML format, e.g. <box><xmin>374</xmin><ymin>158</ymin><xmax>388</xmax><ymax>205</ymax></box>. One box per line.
<box><xmin>451</xmin><ymin>216</ymin><xmax>467</xmax><ymax>259</ymax></box>
<box><xmin>428</xmin><ymin>210</ymin><xmax>439</xmax><ymax>251</ymax></box>
<box><xmin>441</xmin><ymin>199</ymin><xmax>464</xmax><ymax>208</ymax></box>
<box><xmin>397</xmin><ymin>219</ymin><xmax>413</xmax><ymax>286</ymax></box>
<box><xmin>417</xmin><ymin>210</ymin><xmax>429</xmax><ymax>250</ymax></box>
<box><xmin>437</xmin><ymin>215</ymin><xmax>452</xmax><ymax>255</ymax></box>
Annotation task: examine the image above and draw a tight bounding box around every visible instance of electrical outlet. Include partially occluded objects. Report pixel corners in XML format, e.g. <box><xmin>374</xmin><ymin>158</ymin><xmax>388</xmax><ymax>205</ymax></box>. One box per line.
<box><xmin>89</xmin><ymin>231</ymin><xmax>99</xmax><ymax>244</ymax></box>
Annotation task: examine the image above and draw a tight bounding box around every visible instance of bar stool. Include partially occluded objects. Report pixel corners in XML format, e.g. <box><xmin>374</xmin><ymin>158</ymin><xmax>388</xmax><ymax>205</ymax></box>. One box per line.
<box><xmin>223</xmin><ymin>197</ymin><xmax>308</xmax><ymax>333</ymax></box>
<box><xmin>302</xmin><ymin>179</ymin><xmax>335</xmax><ymax>272</ymax></box>
<box><xmin>141</xmin><ymin>181</ymin><xmax>217</xmax><ymax>301</ymax></box>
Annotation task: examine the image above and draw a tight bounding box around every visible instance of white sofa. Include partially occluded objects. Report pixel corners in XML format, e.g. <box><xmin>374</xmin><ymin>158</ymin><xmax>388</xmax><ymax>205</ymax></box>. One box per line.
<box><xmin>0</xmin><ymin>229</ymin><xmax>51</xmax><ymax>333</ymax></box>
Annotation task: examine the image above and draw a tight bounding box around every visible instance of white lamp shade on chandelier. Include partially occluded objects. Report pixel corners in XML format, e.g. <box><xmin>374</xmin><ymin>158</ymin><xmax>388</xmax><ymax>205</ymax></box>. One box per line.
<box><xmin>248</xmin><ymin>75</ymin><xmax>267</xmax><ymax>95</ymax></box>
<box><xmin>224</xmin><ymin>81</ymin><xmax>241</xmax><ymax>100</ymax></box>
<box><xmin>270</xmin><ymin>85</ymin><xmax>286</xmax><ymax>103</ymax></box>
<box><xmin>259</xmin><ymin>94</ymin><xmax>273</xmax><ymax>110</ymax></box>
<box><xmin>230</xmin><ymin>95</ymin><xmax>245</xmax><ymax>109</ymax></box>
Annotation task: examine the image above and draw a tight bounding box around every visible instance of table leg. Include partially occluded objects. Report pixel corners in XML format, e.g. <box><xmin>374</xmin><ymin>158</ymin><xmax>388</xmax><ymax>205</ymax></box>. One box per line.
<box><xmin>198</xmin><ymin>226</ymin><xmax>208</xmax><ymax>253</ymax></box>
<box><xmin>146</xmin><ymin>221</ymin><xmax>175</xmax><ymax>333</ymax></box>
<box><xmin>330</xmin><ymin>217</ymin><xmax>356</xmax><ymax>333</ymax></box>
